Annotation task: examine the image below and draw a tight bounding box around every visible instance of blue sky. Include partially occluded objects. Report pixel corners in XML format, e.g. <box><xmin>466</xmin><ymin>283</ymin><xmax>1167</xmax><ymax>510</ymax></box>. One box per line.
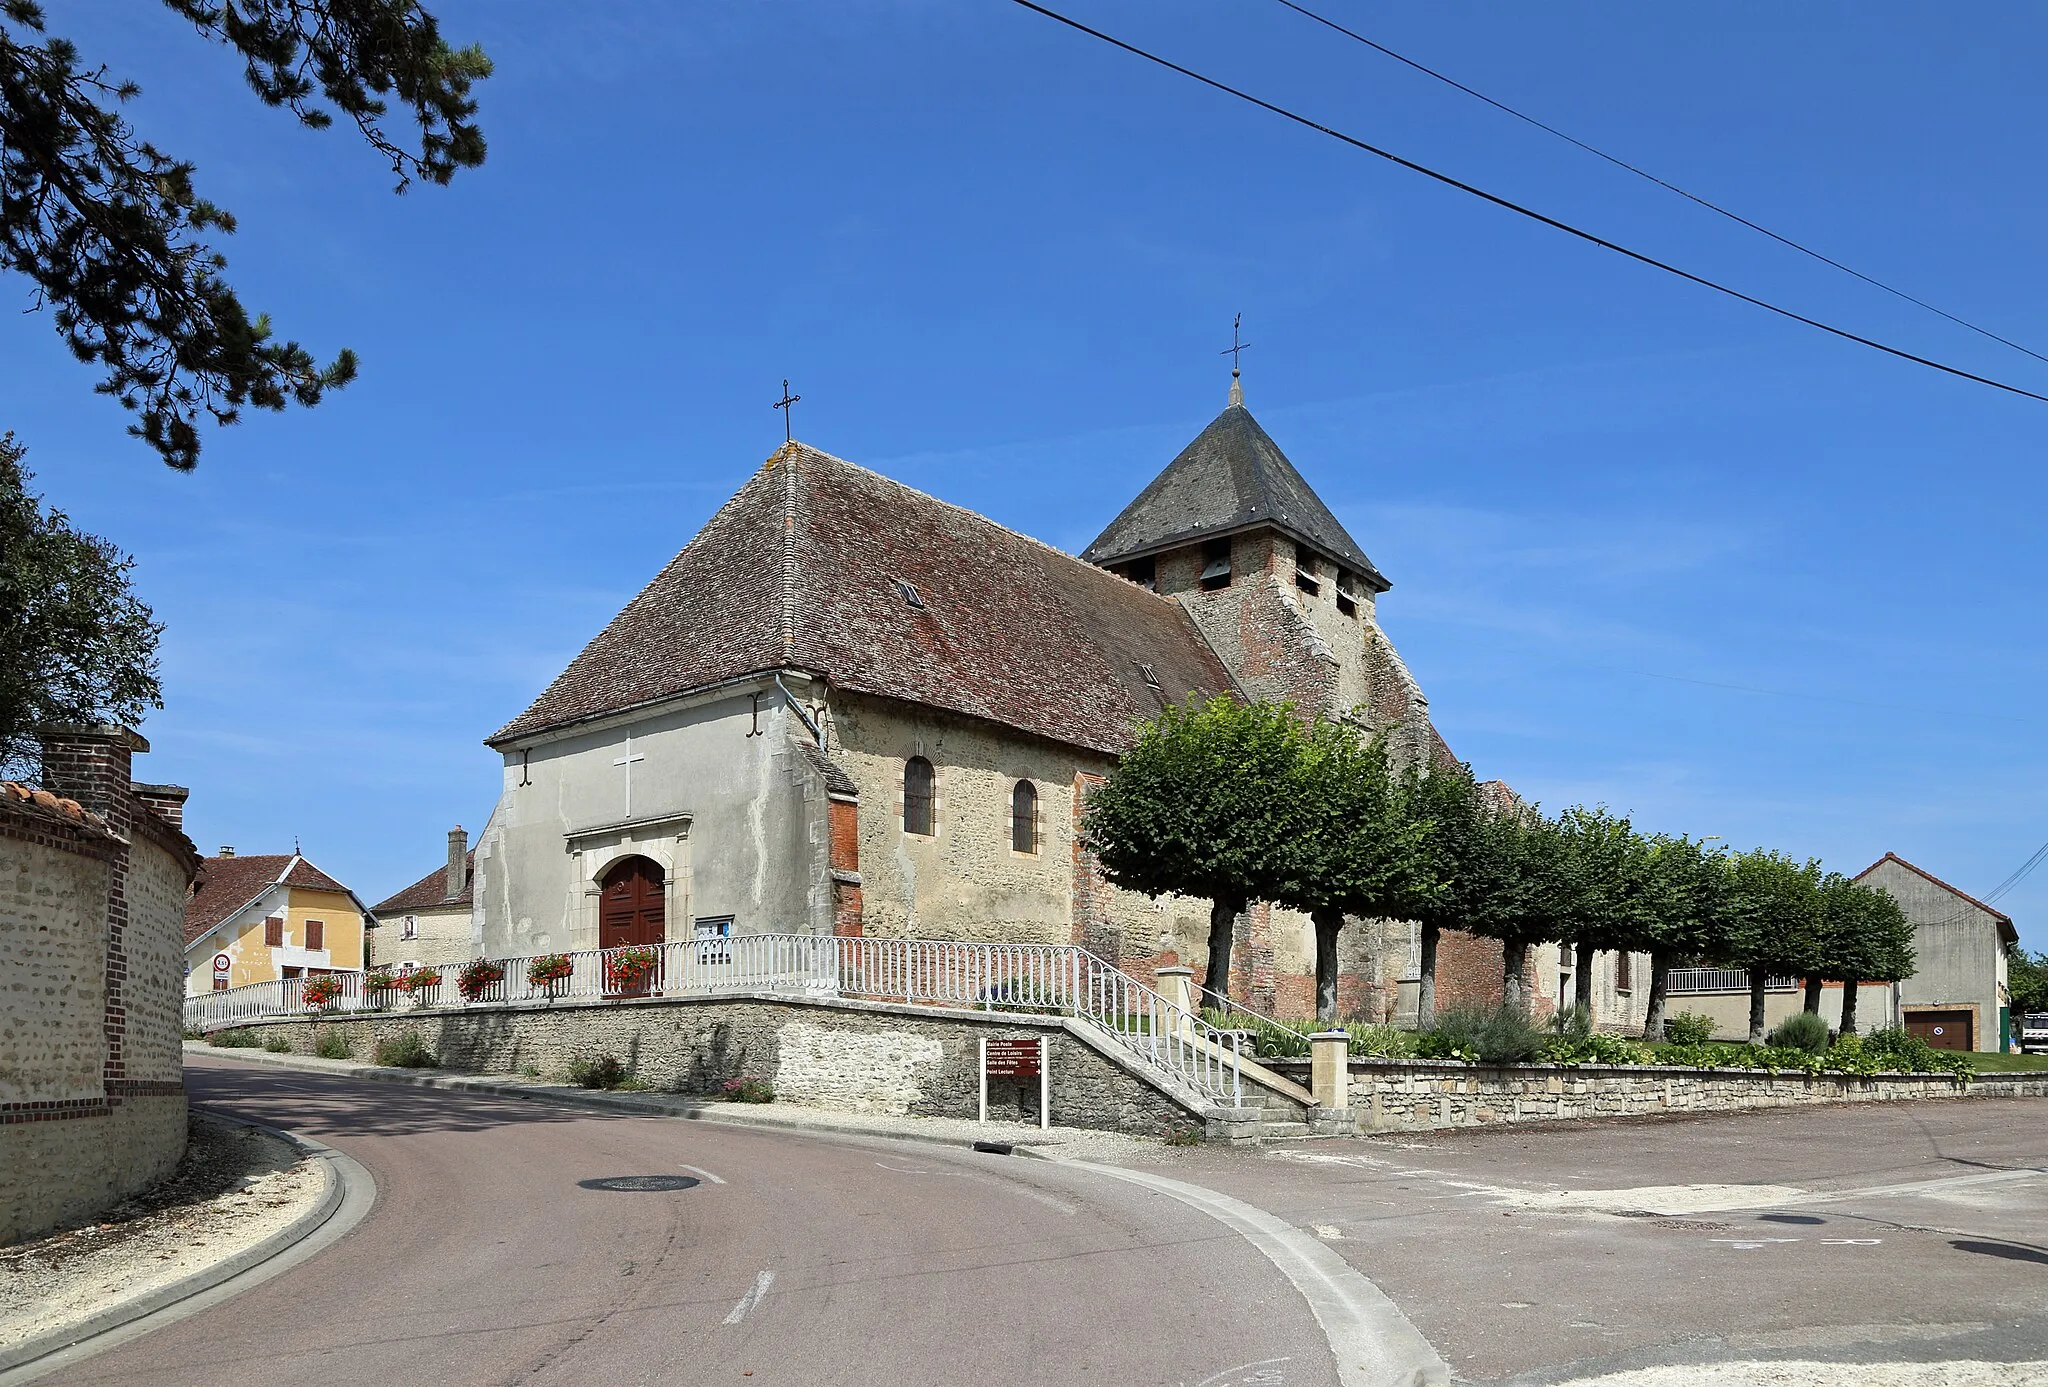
<box><xmin>5</xmin><ymin>2</ymin><xmax>2046</xmax><ymax>944</ymax></box>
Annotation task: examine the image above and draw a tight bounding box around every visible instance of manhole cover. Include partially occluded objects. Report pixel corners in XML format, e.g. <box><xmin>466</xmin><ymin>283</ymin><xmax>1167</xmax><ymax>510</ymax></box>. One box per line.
<box><xmin>577</xmin><ymin>1175</ymin><xmax>702</xmax><ymax>1193</ymax></box>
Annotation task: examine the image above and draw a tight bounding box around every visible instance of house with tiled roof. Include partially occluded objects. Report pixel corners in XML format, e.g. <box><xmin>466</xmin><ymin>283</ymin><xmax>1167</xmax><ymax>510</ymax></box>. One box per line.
<box><xmin>182</xmin><ymin>849</ymin><xmax>374</xmax><ymax>996</ymax></box>
<box><xmin>370</xmin><ymin>825</ymin><xmax>478</xmax><ymax>969</ymax></box>
<box><xmin>476</xmin><ymin>387</ymin><xmax>1503</xmax><ymax>1021</ymax></box>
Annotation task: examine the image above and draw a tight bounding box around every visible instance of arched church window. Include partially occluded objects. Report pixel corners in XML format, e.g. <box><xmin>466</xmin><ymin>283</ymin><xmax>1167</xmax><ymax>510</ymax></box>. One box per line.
<box><xmin>904</xmin><ymin>757</ymin><xmax>935</xmax><ymax>836</ymax></box>
<box><xmin>1011</xmin><ymin>780</ymin><xmax>1038</xmax><ymax>855</ymax></box>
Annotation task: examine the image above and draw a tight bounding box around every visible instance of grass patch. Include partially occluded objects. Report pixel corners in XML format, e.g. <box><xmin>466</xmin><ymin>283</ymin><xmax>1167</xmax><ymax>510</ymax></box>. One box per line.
<box><xmin>263</xmin><ymin>1035</ymin><xmax>292</xmax><ymax>1053</ymax></box>
<box><xmin>312</xmin><ymin>1029</ymin><xmax>354</xmax><ymax>1060</ymax></box>
<box><xmin>1960</xmin><ymin>1051</ymin><xmax>2048</xmax><ymax>1073</ymax></box>
<box><xmin>207</xmin><ymin>1028</ymin><xmax>262</xmax><ymax>1048</ymax></box>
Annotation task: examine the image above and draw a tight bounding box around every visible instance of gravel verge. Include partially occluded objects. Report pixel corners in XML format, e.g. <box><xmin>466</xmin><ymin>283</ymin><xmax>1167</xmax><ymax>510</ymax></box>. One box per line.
<box><xmin>1550</xmin><ymin>1362</ymin><xmax>2048</xmax><ymax>1386</ymax></box>
<box><xmin>0</xmin><ymin>1114</ymin><xmax>323</xmax><ymax>1357</ymax></box>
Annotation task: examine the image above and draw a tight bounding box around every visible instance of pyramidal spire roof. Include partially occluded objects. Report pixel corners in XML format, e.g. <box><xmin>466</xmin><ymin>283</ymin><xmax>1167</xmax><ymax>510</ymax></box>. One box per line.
<box><xmin>1081</xmin><ymin>402</ymin><xmax>1389</xmax><ymax>591</ymax></box>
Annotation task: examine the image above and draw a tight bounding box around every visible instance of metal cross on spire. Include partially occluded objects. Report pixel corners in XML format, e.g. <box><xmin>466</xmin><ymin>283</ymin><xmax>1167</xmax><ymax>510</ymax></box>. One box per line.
<box><xmin>1221</xmin><ymin>313</ymin><xmax>1250</xmax><ymax>406</ymax></box>
<box><xmin>773</xmin><ymin>380</ymin><xmax>801</xmax><ymax>442</ymax></box>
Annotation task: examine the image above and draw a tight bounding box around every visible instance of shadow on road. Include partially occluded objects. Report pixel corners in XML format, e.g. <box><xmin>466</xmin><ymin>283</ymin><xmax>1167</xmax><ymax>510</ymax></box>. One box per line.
<box><xmin>1950</xmin><ymin>1238</ymin><xmax>2048</xmax><ymax>1266</ymax></box>
<box><xmin>187</xmin><ymin>1060</ymin><xmax>612</xmax><ymax>1138</ymax></box>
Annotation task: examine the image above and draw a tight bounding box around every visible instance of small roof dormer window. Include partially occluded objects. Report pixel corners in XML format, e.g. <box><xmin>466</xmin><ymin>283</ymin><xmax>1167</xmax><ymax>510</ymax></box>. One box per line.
<box><xmin>894</xmin><ymin>578</ymin><xmax>926</xmax><ymax>610</ymax></box>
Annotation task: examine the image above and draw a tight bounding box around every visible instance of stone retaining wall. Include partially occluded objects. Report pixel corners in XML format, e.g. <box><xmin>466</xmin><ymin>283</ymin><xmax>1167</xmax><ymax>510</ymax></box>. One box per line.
<box><xmin>1260</xmin><ymin>1056</ymin><xmax>2019</xmax><ymax>1133</ymax></box>
<box><xmin>222</xmin><ymin>993</ymin><xmax>1196</xmax><ymax>1136</ymax></box>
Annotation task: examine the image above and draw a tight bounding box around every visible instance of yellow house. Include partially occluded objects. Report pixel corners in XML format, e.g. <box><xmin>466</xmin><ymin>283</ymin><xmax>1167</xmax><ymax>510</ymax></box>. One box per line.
<box><xmin>182</xmin><ymin>850</ymin><xmax>375</xmax><ymax>995</ymax></box>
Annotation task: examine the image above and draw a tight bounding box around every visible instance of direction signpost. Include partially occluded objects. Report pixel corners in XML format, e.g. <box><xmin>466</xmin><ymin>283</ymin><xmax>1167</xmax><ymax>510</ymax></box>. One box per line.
<box><xmin>978</xmin><ymin>1036</ymin><xmax>1050</xmax><ymax>1129</ymax></box>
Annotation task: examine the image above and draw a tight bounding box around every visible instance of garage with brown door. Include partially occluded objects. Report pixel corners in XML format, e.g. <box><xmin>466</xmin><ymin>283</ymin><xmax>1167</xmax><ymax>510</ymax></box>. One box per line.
<box><xmin>1905</xmin><ymin>1008</ymin><xmax>1975</xmax><ymax>1051</ymax></box>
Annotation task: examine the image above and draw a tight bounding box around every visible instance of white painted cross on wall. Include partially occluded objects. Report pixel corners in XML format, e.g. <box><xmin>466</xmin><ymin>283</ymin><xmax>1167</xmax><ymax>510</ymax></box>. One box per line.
<box><xmin>613</xmin><ymin>730</ymin><xmax>646</xmax><ymax>817</ymax></box>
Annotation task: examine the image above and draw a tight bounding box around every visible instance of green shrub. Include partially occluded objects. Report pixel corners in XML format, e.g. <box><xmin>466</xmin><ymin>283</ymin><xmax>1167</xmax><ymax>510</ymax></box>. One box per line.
<box><xmin>1861</xmin><ymin>1026</ymin><xmax>1974</xmax><ymax>1079</ymax></box>
<box><xmin>1550</xmin><ymin>1004</ymin><xmax>1594</xmax><ymax>1043</ymax></box>
<box><xmin>209</xmin><ymin>1028</ymin><xmax>262</xmax><ymax>1048</ymax></box>
<box><xmin>1343</xmin><ymin>1022</ymin><xmax>1413</xmax><ymax>1058</ymax></box>
<box><xmin>568</xmin><ymin>1053</ymin><xmax>629</xmax><ymax>1089</ymax></box>
<box><xmin>1663</xmin><ymin>1012</ymin><xmax>1715</xmax><ymax>1046</ymax></box>
<box><xmin>1161</xmin><ymin>1122</ymin><xmax>1204</xmax><ymax>1146</ymax></box>
<box><xmin>312</xmin><ymin>1029</ymin><xmax>354</xmax><ymax>1060</ymax></box>
<box><xmin>263</xmin><ymin>1035</ymin><xmax>292</xmax><ymax>1053</ymax></box>
<box><xmin>1545</xmin><ymin>1030</ymin><xmax>1649</xmax><ymax>1067</ymax></box>
<box><xmin>720</xmin><ymin>1076</ymin><xmax>775</xmax><ymax>1103</ymax></box>
<box><xmin>1766</xmin><ymin>1010</ymin><xmax>1831</xmax><ymax>1053</ymax></box>
<box><xmin>1200</xmin><ymin>1008</ymin><xmax>1310</xmax><ymax>1059</ymax></box>
<box><xmin>1417</xmin><ymin>1004</ymin><xmax>1545</xmax><ymax>1065</ymax></box>
<box><xmin>374</xmin><ymin>1031</ymin><xmax>437</xmax><ymax>1068</ymax></box>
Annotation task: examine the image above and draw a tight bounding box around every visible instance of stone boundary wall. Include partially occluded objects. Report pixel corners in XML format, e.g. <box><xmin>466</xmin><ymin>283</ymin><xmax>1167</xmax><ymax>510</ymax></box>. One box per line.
<box><xmin>222</xmin><ymin>993</ymin><xmax>1198</xmax><ymax>1137</ymax></box>
<box><xmin>1260</xmin><ymin>1056</ymin><xmax>2030</xmax><ymax>1134</ymax></box>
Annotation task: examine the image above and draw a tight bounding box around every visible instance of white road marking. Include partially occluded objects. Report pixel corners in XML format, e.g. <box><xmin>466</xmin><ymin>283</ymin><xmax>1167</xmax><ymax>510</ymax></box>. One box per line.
<box><xmin>1313</xmin><ymin>1224</ymin><xmax>1344</xmax><ymax>1240</ymax></box>
<box><xmin>1069</xmin><ymin>1160</ymin><xmax>1449</xmax><ymax>1387</ymax></box>
<box><xmin>721</xmin><ymin>1269</ymin><xmax>774</xmax><ymax>1326</ymax></box>
<box><xmin>677</xmin><ymin>1163</ymin><xmax>725</xmax><ymax>1185</ymax></box>
<box><xmin>1192</xmin><ymin>1359</ymin><xmax>1292</xmax><ymax>1387</ymax></box>
<box><xmin>1821</xmin><ymin>1238</ymin><xmax>1882</xmax><ymax>1245</ymax></box>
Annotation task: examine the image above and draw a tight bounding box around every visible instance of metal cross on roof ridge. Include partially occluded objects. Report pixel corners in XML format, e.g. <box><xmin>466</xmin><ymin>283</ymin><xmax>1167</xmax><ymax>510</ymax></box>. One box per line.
<box><xmin>1221</xmin><ymin>313</ymin><xmax>1251</xmax><ymax>376</ymax></box>
<box><xmin>773</xmin><ymin>380</ymin><xmax>800</xmax><ymax>442</ymax></box>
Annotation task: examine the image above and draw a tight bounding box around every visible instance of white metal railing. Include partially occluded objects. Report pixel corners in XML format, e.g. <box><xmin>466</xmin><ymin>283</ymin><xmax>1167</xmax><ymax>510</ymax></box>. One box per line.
<box><xmin>184</xmin><ymin>934</ymin><xmax>1250</xmax><ymax>1106</ymax></box>
<box><xmin>1667</xmin><ymin>968</ymin><xmax>1799</xmax><ymax>994</ymax></box>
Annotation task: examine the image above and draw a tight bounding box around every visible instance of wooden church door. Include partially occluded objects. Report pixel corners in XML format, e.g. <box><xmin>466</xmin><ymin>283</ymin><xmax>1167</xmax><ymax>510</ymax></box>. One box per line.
<box><xmin>599</xmin><ymin>856</ymin><xmax>666</xmax><ymax>950</ymax></box>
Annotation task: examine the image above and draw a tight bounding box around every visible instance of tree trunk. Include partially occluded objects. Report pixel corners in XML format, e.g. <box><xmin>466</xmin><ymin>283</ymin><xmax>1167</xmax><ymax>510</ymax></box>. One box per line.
<box><xmin>1748</xmin><ymin>965</ymin><xmax>1768</xmax><ymax>1044</ymax></box>
<box><xmin>1839</xmin><ymin>978</ymin><xmax>1861</xmax><ymax>1035</ymax></box>
<box><xmin>1641</xmin><ymin>951</ymin><xmax>1671</xmax><ymax>1042</ymax></box>
<box><xmin>1503</xmin><ymin>940</ymin><xmax>1531</xmax><ymax>1017</ymax></box>
<box><xmin>1417</xmin><ymin>922</ymin><xmax>1441</xmax><ymax>1031</ymax></box>
<box><xmin>1574</xmin><ymin>940</ymin><xmax>1597</xmax><ymax>1018</ymax></box>
<box><xmin>1803</xmin><ymin>976</ymin><xmax>1824</xmax><ymax>1014</ymax></box>
<box><xmin>1203</xmin><ymin>896</ymin><xmax>1242</xmax><ymax>1006</ymax></box>
<box><xmin>1312</xmin><ymin>907</ymin><xmax>1343</xmax><ymax>1024</ymax></box>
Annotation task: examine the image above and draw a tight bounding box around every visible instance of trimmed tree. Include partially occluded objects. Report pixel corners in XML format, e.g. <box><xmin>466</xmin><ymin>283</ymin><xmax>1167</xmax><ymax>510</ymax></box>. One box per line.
<box><xmin>1081</xmin><ymin>696</ymin><xmax>1319</xmax><ymax>1005</ymax></box>
<box><xmin>1637</xmin><ymin>835</ymin><xmax>1734</xmax><ymax>1042</ymax></box>
<box><xmin>1462</xmin><ymin>806</ymin><xmax>1570</xmax><ymax>1018</ymax></box>
<box><xmin>1722</xmin><ymin>849</ymin><xmax>1826</xmax><ymax>1044</ymax></box>
<box><xmin>1281</xmin><ymin>719</ymin><xmax>1434</xmax><ymax>1022</ymax></box>
<box><xmin>1401</xmin><ymin>761</ymin><xmax>1519</xmax><ymax>1029</ymax></box>
<box><xmin>1550</xmin><ymin>805</ymin><xmax>1657</xmax><ymax>1020</ymax></box>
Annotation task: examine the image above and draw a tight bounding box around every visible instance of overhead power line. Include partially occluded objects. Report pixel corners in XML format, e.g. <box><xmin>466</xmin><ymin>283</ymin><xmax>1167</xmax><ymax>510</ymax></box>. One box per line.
<box><xmin>1008</xmin><ymin>0</ymin><xmax>2048</xmax><ymax>407</ymax></box>
<box><xmin>1268</xmin><ymin>0</ymin><xmax>2048</xmax><ymax>370</ymax></box>
<box><xmin>1988</xmin><ymin>838</ymin><xmax>2048</xmax><ymax>904</ymax></box>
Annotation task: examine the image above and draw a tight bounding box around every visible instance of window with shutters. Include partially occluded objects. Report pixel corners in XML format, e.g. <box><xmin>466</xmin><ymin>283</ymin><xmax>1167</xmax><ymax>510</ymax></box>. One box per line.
<box><xmin>1010</xmin><ymin>780</ymin><xmax>1038</xmax><ymax>855</ymax></box>
<box><xmin>305</xmin><ymin>919</ymin><xmax>325</xmax><ymax>951</ymax></box>
<box><xmin>264</xmin><ymin>915</ymin><xmax>284</xmax><ymax>948</ymax></box>
<box><xmin>903</xmin><ymin>757</ymin><xmax>935</xmax><ymax>836</ymax></box>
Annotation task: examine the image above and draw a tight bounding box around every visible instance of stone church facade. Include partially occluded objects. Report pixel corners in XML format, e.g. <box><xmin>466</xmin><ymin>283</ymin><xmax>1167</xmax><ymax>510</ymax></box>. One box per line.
<box><xmin>476</xmin><ymin>394</ymin><xmax>1517</xmax><ymax>1022</ymax></box>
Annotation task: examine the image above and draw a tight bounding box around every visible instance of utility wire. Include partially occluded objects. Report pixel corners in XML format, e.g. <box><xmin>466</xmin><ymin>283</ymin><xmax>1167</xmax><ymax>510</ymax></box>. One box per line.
<box><xmin>1268</xmin><ymin>0</ymin><xmax>2048</xmax><ymax>370</ymax></box>
<box><xmin>1009</xmin><ymin>0</ymin><xmax>2048</xmax><ymax>407</ymax></box>
<box><xmin>1988</xmin><ymin>838</ymin><xmax>2048</xmax><ymax>904</ymax></box>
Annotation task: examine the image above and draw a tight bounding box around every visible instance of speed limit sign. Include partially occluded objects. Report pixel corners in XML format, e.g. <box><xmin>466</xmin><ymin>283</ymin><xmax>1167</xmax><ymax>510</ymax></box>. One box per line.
<box><xmin>212</xmin><ymin>952</ymin><xmax>231</xmax><ymax>983</ymax></box>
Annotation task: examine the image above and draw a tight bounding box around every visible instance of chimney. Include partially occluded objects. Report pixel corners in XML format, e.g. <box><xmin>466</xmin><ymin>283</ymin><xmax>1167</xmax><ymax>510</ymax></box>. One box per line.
<box><xmin>445</xmin><ymin>825</ymin><xmax>468</xmax><ymax>900</ymax></box>
<box><xmin>40</xmin><ymin>724</ymin><xmax>147</xmax><ymax>832</ymax></box>
<box><xmin>132</xmin><ymin>781</ymin><xmax>189</xmax><ymax>830</ymax></box>
<box><xmin>219</xmin><ymin>846</ymin><xmax>235</xmax><ymax>858</ymax></box>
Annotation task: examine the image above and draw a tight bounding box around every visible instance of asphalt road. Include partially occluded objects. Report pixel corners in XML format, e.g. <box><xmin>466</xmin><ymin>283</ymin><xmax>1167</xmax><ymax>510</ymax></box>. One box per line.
<box><xmin>38</xmin><ymin>1064</ymin><xmax>2048</xmax><ymax>1386</ymax></box>
<box><xmin>1154</xmin><ymin>1097</ymin><xmax>2048</xmax><ymax>1383</ymax></box>
<box><xmin>53</xmin><ymin>1059</ymin><xmax>1347</xmax><ymax>1387</ymax></box>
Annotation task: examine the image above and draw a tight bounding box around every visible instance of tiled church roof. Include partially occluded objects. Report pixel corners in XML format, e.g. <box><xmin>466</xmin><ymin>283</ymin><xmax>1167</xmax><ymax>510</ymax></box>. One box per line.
<box><xmin>490</xmin><ymin>443</ymin><xmax>1239</xmax><ymax>754</ymax></box>
<box><xmin>1081</xmin><ymin>403</ymin><xmax>1388</xmax><ymax>591</ymax></box>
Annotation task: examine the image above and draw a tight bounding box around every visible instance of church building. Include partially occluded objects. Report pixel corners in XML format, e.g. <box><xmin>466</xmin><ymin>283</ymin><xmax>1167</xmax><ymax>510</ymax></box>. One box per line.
<box><xmin>475</xmin><ymin>386</ymin><xmax>1510</xmax><ymax>1021</ymax></box>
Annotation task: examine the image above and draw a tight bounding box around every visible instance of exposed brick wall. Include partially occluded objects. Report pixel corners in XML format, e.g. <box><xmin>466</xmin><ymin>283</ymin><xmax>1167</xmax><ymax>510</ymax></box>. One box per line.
<box><xmin>1</xmin><ymin>727</ymin><xmax>196</xmax><ymax>1244</ymax></box>
<box><xmin>1435</xmin><ymin>929</ymin><xmax>1506</xmax><ymax>1011</ymax></box>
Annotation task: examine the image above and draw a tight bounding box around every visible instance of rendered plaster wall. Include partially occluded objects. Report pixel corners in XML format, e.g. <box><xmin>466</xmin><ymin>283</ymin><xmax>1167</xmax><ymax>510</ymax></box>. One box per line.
<box><xmin>1663</xmin><ymin>983</ymin><xmax>1899</xmax><ymax>1043</ymax></box>
<box><xmin>1860</xmin><ymin>858</ymin><xmax>2008</xmax><ymax>1051</ymax></box>
<box><xmin>123</xmin><ymin>834</ymin><xmax>192</xmax><ymax>1086</ymax></box>
<box><xmin>0</xmin><ymin>831</ymin><xmax>110</xmax><ymax>1103</ymax></box>
<box><xmin>236</xmin><ymin>994</ymin><xmax>1196</xmax><ymax>1135</ymax></box>
<box><xmin>483</xmin><ymin>680</ymin><xmax>830</xmax><ymax>956</ymax></box>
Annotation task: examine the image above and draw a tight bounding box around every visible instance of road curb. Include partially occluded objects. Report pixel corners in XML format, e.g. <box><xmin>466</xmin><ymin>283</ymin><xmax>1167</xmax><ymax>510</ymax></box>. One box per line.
<box><xmin>185</xmin><ymin>1044</ymin><xmax>1098</xmax><ymax>1157</ymax></box>
<box><xmin>0</xmin><ymin>1115</ymin><xmax>370</xmax><ymax>1382</ymax></box>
